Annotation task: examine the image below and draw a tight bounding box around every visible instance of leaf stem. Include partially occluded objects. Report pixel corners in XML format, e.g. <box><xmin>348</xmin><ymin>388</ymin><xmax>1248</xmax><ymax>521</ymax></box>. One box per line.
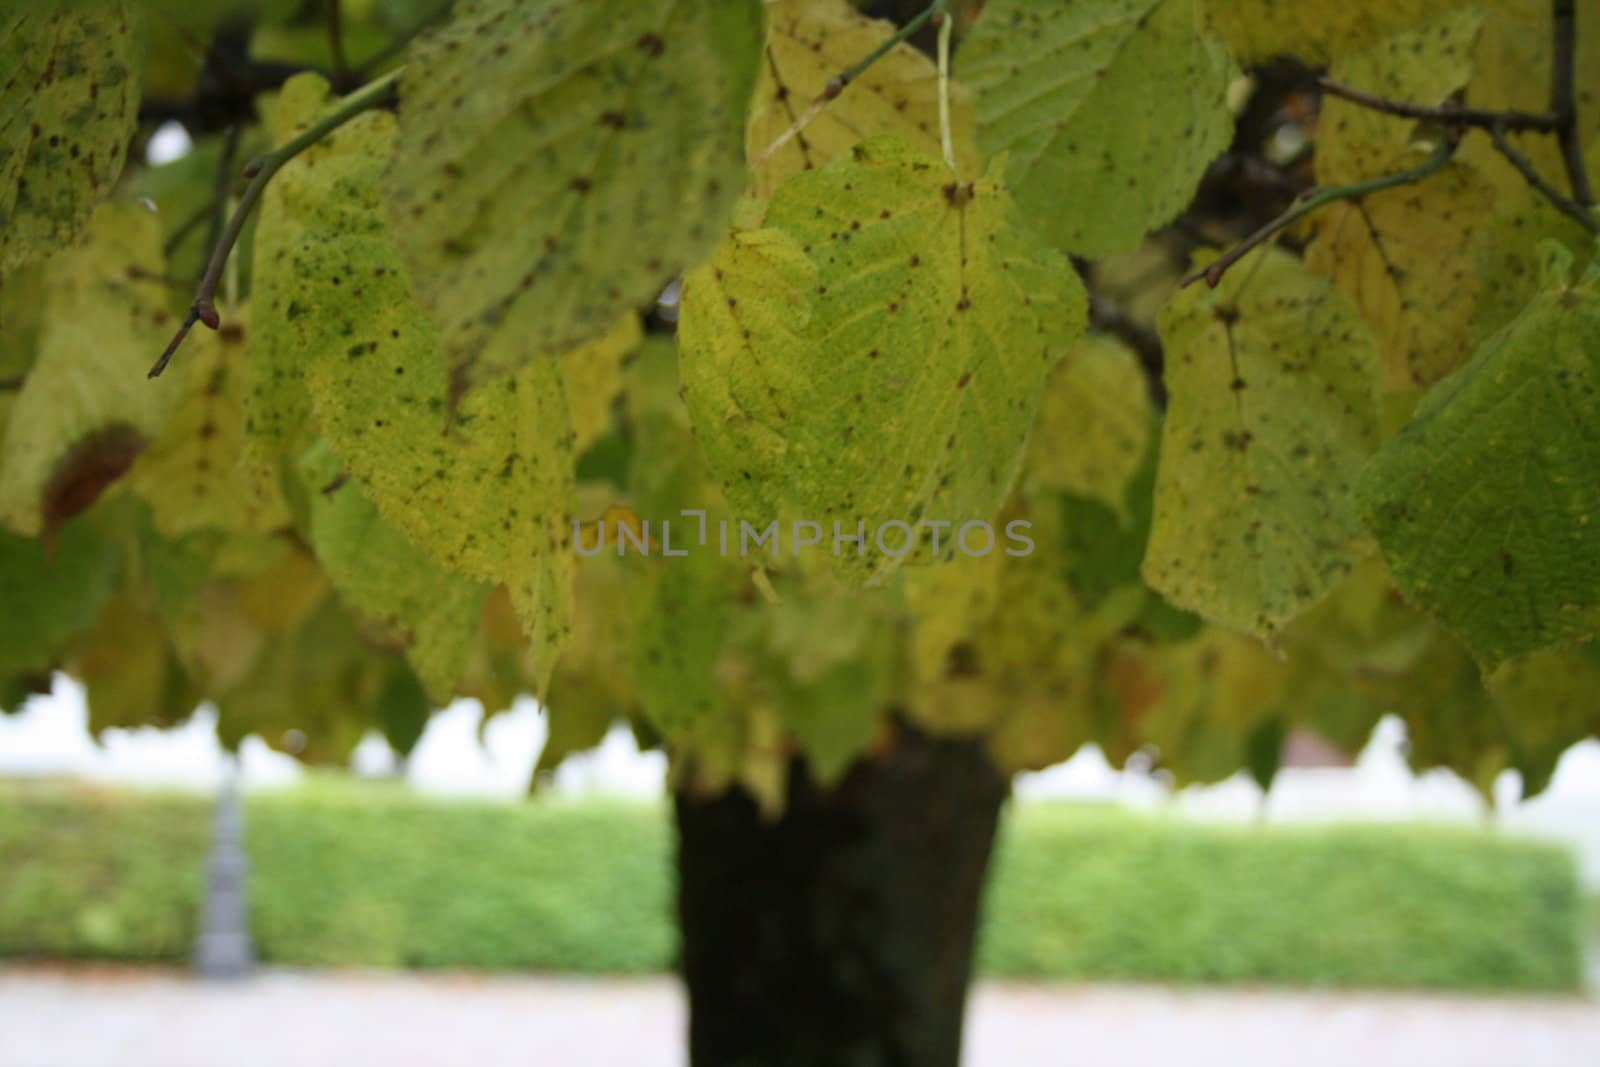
<box><xmin>752</xmin><ymin>1</ymin><xmax>944</xmax><ymax>169</ymax></box>
<box><xmin>1181</xmin><ymin>137</ymin><xmax>1459</xmax><ymax>289</ymax></box>
<box><xmin>149</xmin><ymin>67</ymin><xmax>403</xmax><ymax>379</ymax></box>
<box><xmin>935</xmin><ymin>0</ymin><xmax>956</xmax><ymax>174</ymax></box>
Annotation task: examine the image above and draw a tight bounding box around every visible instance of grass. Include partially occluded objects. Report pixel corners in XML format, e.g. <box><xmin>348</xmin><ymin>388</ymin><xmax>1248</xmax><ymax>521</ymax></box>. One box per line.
<box><xmin>0</xmin><ymin>777</ymin><xmax>1585</xmax><ymax>990</ymax></box>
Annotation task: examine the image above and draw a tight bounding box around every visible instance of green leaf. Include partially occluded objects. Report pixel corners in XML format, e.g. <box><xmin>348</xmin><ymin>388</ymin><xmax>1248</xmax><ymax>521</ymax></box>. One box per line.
<box><xmin>1116</xmin><ymin>627</ymin><xmax>1294</xmax><ymax>785</ymax></box>
<box><xmin>299</xmin><ymin>440</ymin><xmax>488</xmax><ymax>704</ymax></box>
<box><xmin>0</xmin><ymin>203</ymin><xmax>179</xmax><ymax>539</ymax></box>
<box><xmin>620</xmin><ymin>338</ymin><xmax>743</xmax><ymax>743</ymax></box>
<box><xmin>1147</xmin><ymin>248</ymin><xmax>1381</xmax><ymax>640</ymax></box>
<box><xmin>72</xmin><ymin>590</ymin><xmax>196</xmax><ymax>737</ymax></box>
<box><xmin>0</xmin><ymin>3</ymin><xmax>141</xmax><ymax>273</ymax></box>
<box><xmin>908</xmin><ymin>491</ymin><xmax>1094</xmax><ymax>755</ymax></box>
<box><xmin>1305</xmin><ymin>161</ymin><xmax>1497</xmax><ymax>391</ymax></box>
<box><xmin>385</xmin><ymin>0</ymin><xmax>764</xmax><ymax>391</ymax></box>
<box><xmin>1487</xmin><ymin>644</ymin><xmax>1600</xmax><ymax>797</ymax></box>
<box><xmin>248</xmin><ymin>75</ymin><xmax>580</xmax><ymax>694</ymax></box>
<box><xmin>561</xmin><ymin>315</ymin><xmax>642</xmax><ymax>455</ymax></box>
<box><xmin>756</xmin><ymin>578</ymin><xmax>897</xmax><ymax>783</ymax></box>
<box><xmin>374</xmin><ymin>660</ymin><xmax>431</xmax><ymax>759</ymax></box>
<box><xmin>1198</xmin><ymin>0</ymin><xmax>1480</xmax><ymax>64</ymax></box>
<box><xmin>0</xmin><ymin>517</ymin><xmax>118</xmax><ymax>678</ymax></box>
<box><xmin>127</xmin><ymin>312</ymin><xmax>290</xmax><ymax>538</ymax></box>
<box><xmin>538</xmin><ymin>537</ymin><xmax>638</xmax><ymax>781</ymax></box>
<box><xmin>1026</xmin><ymin>334</ymin><xmax>1153</xmax><ymax>517</ymax></box>
<box><xmin>956</xmin><ymin>0</ymin><xmax>1234</xmax><ymax>258</ymax></box>
<box><xmin>248</xmin><ymin>74</ymin><xmax>394</xmax><ymax>456</ymax></box>
<box><xmin>1470</xmin><ymin>139</ymin><xmax>1600</xmax><ymax>343</ymax></box>
<box><xmin>1356</xmin><ymin>243</ymin><xmax>1600</xmax><ymax>667</ymax></box>
<box><xmin>680</xmin><ymin>138</ymin><xmax>1087</xmax><ymax>584</ymax></box>
<box><xmin>0</xmin><ymin>263</ymin><xmax>45</xmax><ymax>446</ymax></box>
<box><xmin>1372</xmin><ymin>622</ymin><xmax>1508</xmax><ymax>798</ymax></box>
<box><xmin>313</xmin><ymin>351</ymin><xmax>579</xmax><ymax>698</ymax></box>
<box><xmin>747</xmin><ymin>0</ymin><xmax>981</xmax><ymax>198</ymax></box>
<box><xmin>214</xmin><ymin>598</ymin><xmax>384</xmax><ymax>765</ymax></box>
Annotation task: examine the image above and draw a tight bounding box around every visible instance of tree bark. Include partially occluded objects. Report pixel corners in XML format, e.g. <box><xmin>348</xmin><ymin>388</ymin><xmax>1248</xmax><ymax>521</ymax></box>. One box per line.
<box><xmin>674</xmin><ymin>722</ymin><xmax>1009</xmax><ymax>1067</ymax></box>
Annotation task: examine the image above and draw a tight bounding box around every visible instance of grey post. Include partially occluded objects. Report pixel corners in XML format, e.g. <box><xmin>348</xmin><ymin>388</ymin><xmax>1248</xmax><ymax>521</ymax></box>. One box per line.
<box><xmin>194</xmin><ymin>756</ymin><xmax>254</xmax><ymax>979</ymax></box>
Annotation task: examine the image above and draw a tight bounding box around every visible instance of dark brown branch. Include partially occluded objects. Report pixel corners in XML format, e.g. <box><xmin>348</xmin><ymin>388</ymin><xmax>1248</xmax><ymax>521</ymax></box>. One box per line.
<box><xmin>0</xmin><ymin>375</ymin><xmax>24</xmax><ymax>393</ymax></box>
<box><xmin>1550</xmin><ymin>0</ymin><xmax>1594</xmax><ymax>206</ymax></box>
<box><xmin>1318</xmin><ymin>78</ymin><xmax>1560</xmax><ymax>132</ymax></box>
<box><xmin>1183</xmin><ymin>137</ymin><xmax>1460</xmax><ymax>289</ymax></box>
<box><xmin>1488</xmin><ymin>124</ymin><xmax>1600</xmax><ymax>234</ymax></box>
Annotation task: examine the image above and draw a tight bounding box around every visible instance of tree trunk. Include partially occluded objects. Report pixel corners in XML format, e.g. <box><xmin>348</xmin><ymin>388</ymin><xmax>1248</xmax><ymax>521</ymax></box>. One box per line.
<box><xmin>674</xmin><ymin>723</ymin><xmax>1009</xmax><ymax>1067</ymax></box>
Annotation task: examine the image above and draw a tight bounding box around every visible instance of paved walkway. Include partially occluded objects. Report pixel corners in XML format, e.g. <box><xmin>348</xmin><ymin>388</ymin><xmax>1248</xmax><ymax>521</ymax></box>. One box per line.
<box><xmin>2</xmin><ymin>967</ymin><xmax>1597</xmax><ymax>1067</ymax></box>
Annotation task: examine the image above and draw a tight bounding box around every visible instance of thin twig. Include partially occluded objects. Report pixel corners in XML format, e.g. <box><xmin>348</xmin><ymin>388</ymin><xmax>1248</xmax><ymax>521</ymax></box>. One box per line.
<box><xmin>126</xmin><ymin>266</ymin><xmax>197</xmax><ymax>289</ymax></box>
<box><xmin>357</xmin><ymin>1</ymin><xmax>452</xmax><ymax>76</ymax></box>
<box><xmin>327</xmin><ymin>0</ymin><xmax>350</xmax><ymax>79</ymax></box>
<box><xmin>149</xmin><ymin>68</ymin><xmax>404</xmax><ymax>379</ymax></box>
<box><xmin>161</xmin><ymin>196</ymin><xmax>217</xmax><ymax>257</ymax></box>
<box><xmin>1488</xmin><ymin>124</ymin><xmax>1600</xmax><ymax>233</ymax></box>
<box><xmin>752</xmin><ymin>1</ymin><xmax>943</xmax><ymax>168</ymax></box>
<box><xmin>1182</xmin><ymin>137</ymin><xmax>1459</xmax><ymax>289</ymax></box>
<box><xmin>1550</xmin><ymin>0</ymin><xmax>1594</xmax><ymax>206</ymax></box>
<box><xmin>1318</xmin><ymin>78</ymin><xmax>1558</xmax><ymax>132</ymax></box>
<box><xmin>202</xmin><ymin>125</ymin><xmax>242</xmax><ymax>261</ymax></box>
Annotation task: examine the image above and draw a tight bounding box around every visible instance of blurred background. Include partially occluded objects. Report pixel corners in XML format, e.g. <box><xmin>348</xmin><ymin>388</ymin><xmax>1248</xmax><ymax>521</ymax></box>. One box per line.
<box><xmin>3</xmin><ymin>676</ymin><xmax>1598</xmax><ymax>1067</ymax></box>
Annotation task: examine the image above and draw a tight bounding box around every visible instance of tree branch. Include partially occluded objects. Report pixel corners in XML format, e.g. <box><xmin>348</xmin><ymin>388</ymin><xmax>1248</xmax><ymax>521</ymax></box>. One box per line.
<box><xmin>1321</xmin><ymin>0</ymin><xmax>1594</xmax><ymax>211</ymax></box>
<box><xmin>1489</xmin><ymin>123</ymin><xmax>1600</xmax><ymax>234</ymax></box>
<box><xmin>0</xmin><ymin>375</ymin><xmax>24</xmax><ymax>393</ymax></box>
<box><xmin>327</xmin><ymin>0</ymin><xmax>350</xmax><ymax>79</ymax></box>
<box><xmin>1181</xmin><ymin>136</ymin><xmax>1459</xmax><ymax>289</ymax></box>
<box><xmin>1318</xmin><ymin>78</ymin><xmax>1559</xmax><ymax>132</ymax></box>
<box><xmin>148</xmin><ymin>67</ymin><xmax>404</xmax><ymax>379</ymax></box>
<box><xmin>1550</xmin><ymin>0</ymin><xmax>1594</xmax><ymax>206</ymax></box>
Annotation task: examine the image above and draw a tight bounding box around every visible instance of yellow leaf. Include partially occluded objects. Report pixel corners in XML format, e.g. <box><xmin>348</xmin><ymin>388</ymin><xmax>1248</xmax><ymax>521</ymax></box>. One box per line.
<box><xmin>1305</xmin><ymin>161</ymin><xmax>1497</xmax><ymax>390</ymax></box>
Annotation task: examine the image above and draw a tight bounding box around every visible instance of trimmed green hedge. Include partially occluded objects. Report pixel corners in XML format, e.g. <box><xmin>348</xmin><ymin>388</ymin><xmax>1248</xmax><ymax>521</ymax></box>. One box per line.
<box><xmin>0</xmin><ymin>780</ymin><xmax>1584</xmax><ymax>990</ymax></box>
<box><xmin>980</xmin><ymin>806</ymin><xmax>1583</xmax><ymax>989</ymax></box>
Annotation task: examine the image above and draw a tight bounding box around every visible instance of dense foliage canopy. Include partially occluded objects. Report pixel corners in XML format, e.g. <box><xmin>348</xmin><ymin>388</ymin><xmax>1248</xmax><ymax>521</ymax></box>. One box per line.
<box><xmin>2</xmin><ymin>0</ymin><xmax>1597</xmax><ymax>807</ymax></box>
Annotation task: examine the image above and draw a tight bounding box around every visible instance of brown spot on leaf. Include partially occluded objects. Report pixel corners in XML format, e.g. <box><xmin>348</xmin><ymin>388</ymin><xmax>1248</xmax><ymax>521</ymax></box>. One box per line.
<box><xmin>41</xmin><ymin>425</ymin><xmax>145</xmax><ymax>553</ymax></box>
